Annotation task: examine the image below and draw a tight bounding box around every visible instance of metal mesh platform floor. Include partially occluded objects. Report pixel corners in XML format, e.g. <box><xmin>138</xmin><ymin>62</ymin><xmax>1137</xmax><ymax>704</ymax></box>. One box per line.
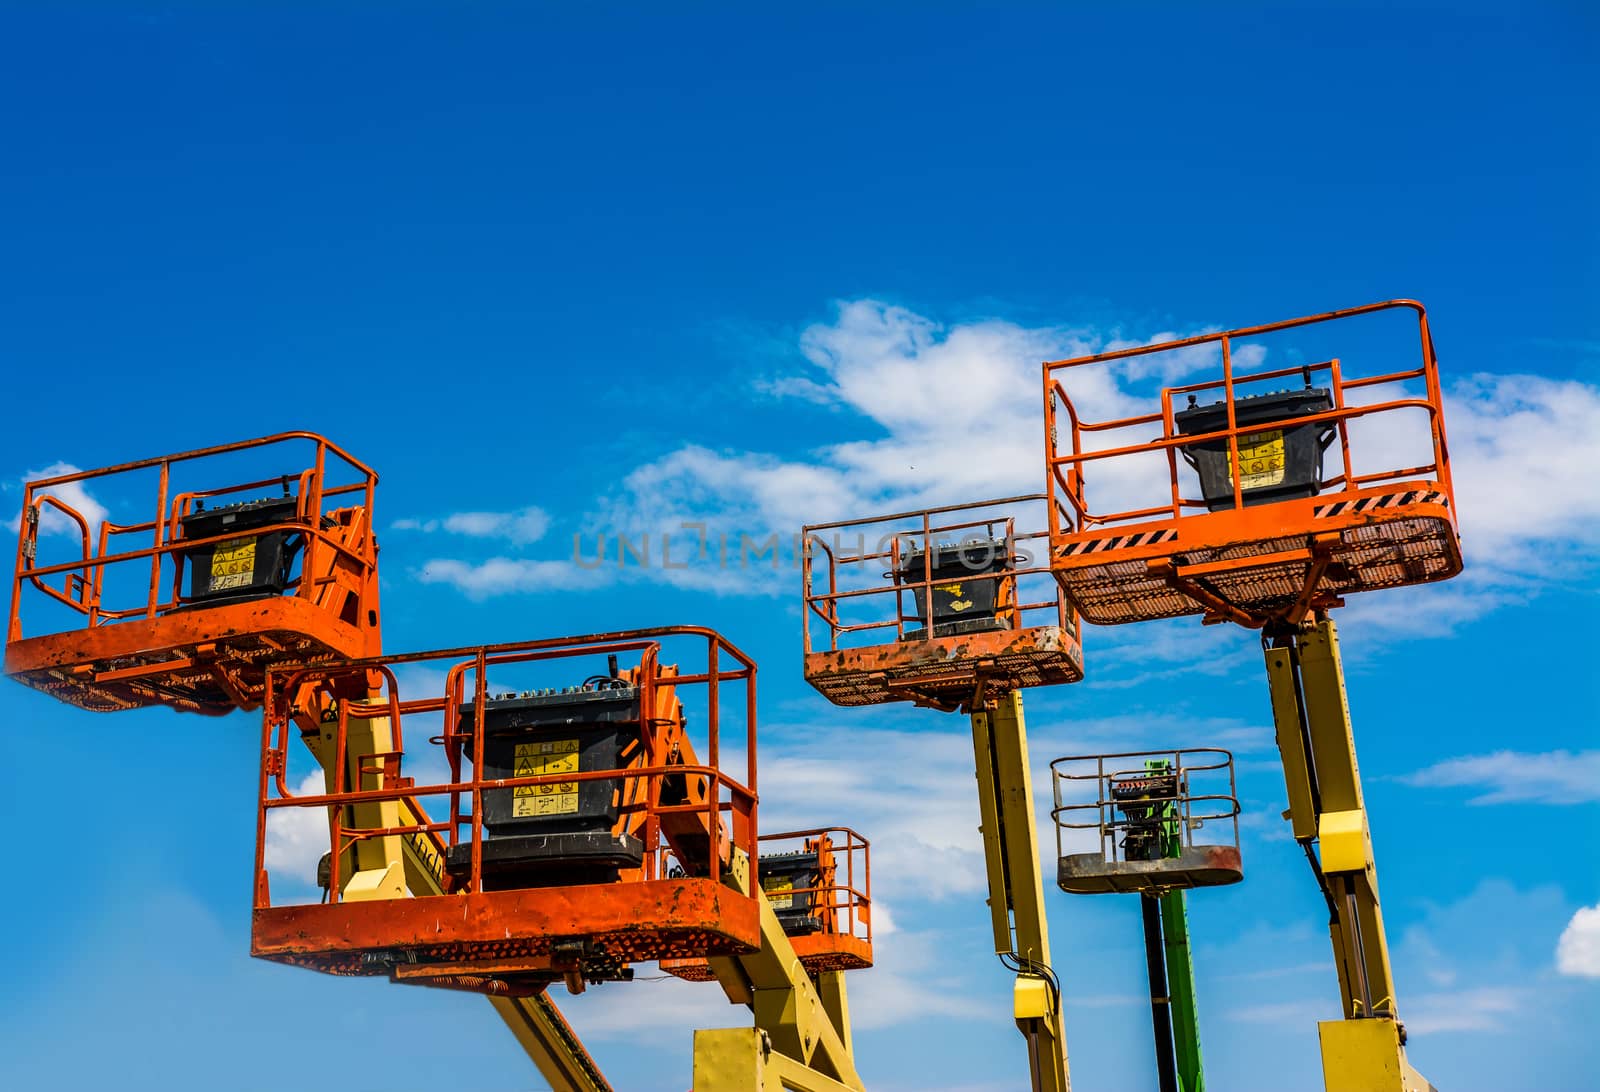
<box><xmin>804</xmin><ymin>624</ymin><xmax>1082</xmax><ymax>708</ymax></box>
<box><xmin>1052</xmin><ymin>489</ymin><xmax>1460</xmax><ymax>626</ymax></box>
<box><xmin>5</xmin><ymin>595</ymin><xmax>373</xmax><ymax>714</ymax></box>
<box><xmin>252</xmin><ymin>877</ymin><xmax>761</xmax><ymax>977</ymax></box>
<box><xmin>660</xmin><ymin>932</ymin><xmax>874</xmax><ymax>982</ymax></box>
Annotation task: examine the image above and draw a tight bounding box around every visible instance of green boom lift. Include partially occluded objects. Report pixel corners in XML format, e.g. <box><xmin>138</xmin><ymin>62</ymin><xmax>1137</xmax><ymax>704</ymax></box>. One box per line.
<box><xmin>1051</xmin><ymin>749</ymin><xmax>1243</xmax><ymax>1092</ymax></box>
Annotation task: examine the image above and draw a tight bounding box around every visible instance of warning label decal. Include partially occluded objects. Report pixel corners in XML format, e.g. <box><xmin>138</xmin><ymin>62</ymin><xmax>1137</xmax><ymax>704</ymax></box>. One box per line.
<box><xmin>1227</xmin><ymin>429</ymin><xmax>1287</xmax><ymax>490</ymax></box>
<box><xmin>761</xmin><ymin>875</ymin><xmax>796</xmax><ymax>911</ymax></box>
<box><xmin>209</xmin><ymin>537</ymin><xmax>257</xmax><ymax>592</ymax></box>
<box><xmin>511</xmin><ymin>739</ymin><xmax>580</xmax><ymax>817</ymax></box>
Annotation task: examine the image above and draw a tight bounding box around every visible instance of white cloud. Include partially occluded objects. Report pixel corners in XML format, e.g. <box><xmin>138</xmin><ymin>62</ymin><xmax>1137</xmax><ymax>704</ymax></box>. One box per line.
<box><xmin>1446</xmin><ymin>373</ymin><xmax>1600</xmax><ymax>564</ymax></box>
<box><xmin>562</xmin><ymin>974</ymin><xmax>738</xmax><ymax>1046</ymax></box>
<box><xmin>414</xmin><ymin>301</ymin><xmax>1209</xmax><ymax>601</ymax></box>
<box><xmin>757</xmin><ymin>706</ymin><xmax>1260</xmax><ymax>913</ymax></box>
<box><xmin>870</xmin><ymin>900</ymin><xmax>898</xmax><ymax>937</ymax></box>
<box><xmin>1403</xmin><ymin>985</ymin><xmax>1533</xmax><ymax>1035</ymax></box>
<box><xmin>263</xmin><ymin>771</ymin><xmax>330</xmax><ymax>887</ymax></box>
<box><xmin>1556</xmin><ymin>903</ymin><xmax>1600</xmax><ymax>978</ymax></box>
<box><xmin>1225</xmin><ymin>998</ymin><xmax>1330</xmax><ymax>1027</ymax></box>
<box><xmin>758</xmin><ymin>722</ymin><xmax>990</xmax><ymax>901</ymax></box>
<box><xmin>1224</xmin><ymin>984</ymin><xmax>1539</xmax><ymax>1036</ymax></box>
<box><xmin>9</xmin><ymin>461</ymin><xmax>110</xmax><ymax>539</ymax></box>
<box><xmin>550</xmin><ymin>301</ymin><xmax>1229</xmax><ymax>603</ymax></box>
<box><xmin>415</xmin><ymin>545</ymin><xmax>765</xmax><ymax>599</ymax></box>
<box><xmin>417</xmin><ymin>556</ymin><xmax>612</xmax><ymax>600</ymax></box>
<box><xmin>843</xmin><ymin>927</ymin><xmax>987</xmax><ymax>1030</ymax></box>
<box><xmin>1083</xmin><ymin>617</ymin><xmax>1262</xmax><ymax>688</ymax></box>
<box><xmin>394</xmin><ymin>300</ymin><xmax>1600</xmax><ymax>619</ymax></box>
<box><xmin>1386</xmin><ymin>879</ymin><xmax>1571</xmax><ymax>1039</ymax></box>
<box><xmin>1337</xmin><ymin>373</ymin><xmax>1600</xmax><ymax>638</ymax></box>
<box><xmin>447</xmin><ymin>507</ymin><xmax>551</xmax><ymax>543</ymax></box>
<box><xmin>1398</xmin><ymin>749</ymin><xmax>1600</xmax><ymax>805</ymax></box>
<box><xmin>391</xmin><ymin>505</ymin><xmax>551</xmax><ymax>544</ymax></box>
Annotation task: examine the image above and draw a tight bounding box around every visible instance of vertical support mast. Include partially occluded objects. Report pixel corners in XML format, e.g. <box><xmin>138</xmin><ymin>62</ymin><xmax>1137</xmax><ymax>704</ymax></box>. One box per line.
<box><xmin>1136</xmin><ymin>755</ymin><xmax>1205</xmax><ymax>1092</ymax></box>
<box><xmin>1264</xmin><ymin>616</ymin><xmax>1432</xmax><ymax>1092</ymax></box>
<box><xmin>971</xmin><ymin>690</ymin><xmax>1071</xmax><ymax>1092</ymax></box>
<box><xmin>1159</xmin><ymin>889</ymin><xmax>1204</xmax><ymax>1092</ymax></box>
<box><xmin>1140</xmin><ymin>895</ymin><xmax>1179</xmax><ymax>1092</ymax></box>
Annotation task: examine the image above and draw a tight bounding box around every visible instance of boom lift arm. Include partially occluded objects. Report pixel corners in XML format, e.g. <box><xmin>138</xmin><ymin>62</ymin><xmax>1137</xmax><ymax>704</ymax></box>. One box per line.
<box><xmin>799</xmin><ymin>496</ymin><xmax>1083</xmax><ymax>1092</ymax></box>
<box><xmin>1263</xmin><ymin>617</ymin><xmax>1433</xmax><ymax>1092</ymax></box>
<box><xmin>971</xmin><ymin>690</ymin><xmax>1071</xmax><ymax>1092</ymax></box>
<box><xmin>291</xmin><ymin>683</ymin><xmax>617</xmax><ymax>1090</ymax></box>
<box><xmin>695</xmin><ymin>852</ymin><xmax>866</xmax><ymax>1091</ymax></box>
<box><xmin>277</xmin><ymin>637</ymin><xmax>865</xmax><ymax>1092</ymax></box>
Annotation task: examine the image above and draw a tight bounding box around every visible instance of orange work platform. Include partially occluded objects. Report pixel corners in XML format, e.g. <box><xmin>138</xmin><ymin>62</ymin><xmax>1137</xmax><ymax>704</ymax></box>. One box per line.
<box><xmin>5</xmin><ymin>433</ymin><xmax>380</xmax><ymax>715</ymax></box>
<box><xmin>257</xmin><ymin>877</ymin><xmax>757</xmax><ymax>985</ymax></box>
<box><xmin>250</xmin><ymin>628</ymin><xmax>760</xmax><ymax>998</ymax></box>
<box><xmin>1044</xmin><ymin>300</ymin><xmax>1461</xmax><ymax>628</ymax></box>
<box><xmin>802</xmin><ymin>496</ymin><xmax>1082</xmax><ymax>710</ymax></box>
<box><xmin>661</xmin><ymin>827</ymin><xmax>874</xmax><ymax>982</ymax></box>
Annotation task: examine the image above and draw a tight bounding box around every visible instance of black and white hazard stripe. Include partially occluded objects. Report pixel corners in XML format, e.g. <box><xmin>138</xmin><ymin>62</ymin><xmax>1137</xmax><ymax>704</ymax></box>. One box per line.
<box><xmin>1313</xmin><ymin>490</ymin><xmax>1448</xmax><ymax>519</ymax></box>
<box><xmin>1059</xmin><ymin>528</ymin><xmax>1180</xmax><ymax>557</ymax></box>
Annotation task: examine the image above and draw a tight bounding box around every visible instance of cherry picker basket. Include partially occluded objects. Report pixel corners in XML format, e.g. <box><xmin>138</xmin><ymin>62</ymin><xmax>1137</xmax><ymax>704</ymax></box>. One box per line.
<box><xmin>802</xmin><ymin>495</ymin><xmax>1082</xmax><ymax>709</ymax></box>
<box><xmin>1051</xmin><ymin>748</ymin><xmax>1242</xmax><ymax>895</ymax></box>
<box><xmin>660</xmin><ymin>827</ymin><xmax>874</xmax><ymax>982</ymax></box>
<box><xmin>1043</xmin><ymin>300</ymin><xmax>1462</xmax><ymax>628</ymax></box>
<box><xmin>5</xmin><ymin>432</ymin><xmax>380</xmax><ymax>714</ymax></box>
<box><xmin>249</xmin><ymin>627</ymin><xmax>760</xmax><ymax>998</ymax></box>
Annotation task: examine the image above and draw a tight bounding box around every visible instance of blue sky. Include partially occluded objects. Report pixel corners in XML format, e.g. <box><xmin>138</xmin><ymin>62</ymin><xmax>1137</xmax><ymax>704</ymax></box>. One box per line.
<box><xmin>2</xmin><ymin>3</ymin><xmax>1597</xmax><ymax>1090</ymax></box>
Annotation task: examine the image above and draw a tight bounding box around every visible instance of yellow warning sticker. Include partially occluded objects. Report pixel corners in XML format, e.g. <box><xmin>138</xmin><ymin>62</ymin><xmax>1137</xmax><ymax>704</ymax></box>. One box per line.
<box><xmin>936</xmin><ymin>583</ymin><xmax>973</xmax><ymax>613</ymax></box>
<box><xmin>511</xmin><ymin>739</ymin><xmax>580</xmax><ymax>818</ymax></box>
<box><xmin>762</xmin><ymin>875</ymin><xmax>796</xmax><ymax>911</ymax></box>
<box><xmin>209</xmin><ymin>537</ymin><xmax>257</xmax><ymax>592</ymax></box>
<box><xmin>1226</xmin><ymin>429</ymin><xmax>1287</xmax><ymax>490</ymax></box>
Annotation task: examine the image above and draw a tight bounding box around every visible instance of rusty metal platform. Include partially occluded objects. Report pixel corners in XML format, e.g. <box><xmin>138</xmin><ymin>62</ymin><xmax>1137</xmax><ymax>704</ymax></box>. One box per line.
<box><xmin>253</xmin><ymin>876</ymin><xmax>761</xmax><ymax>978</ymax></box>
<box><xmin>659</xmin><ymin>932</ymin><xmax>874</xmax><ymax>983</ymax></box>
<box><xmin>1057</xmin><ymin>845</ymin><xmax>1243</xmax><ymax>895</ymax></box>
<box><xmin>5</xmin><ymin>594</ymin><xmax>374</xmax><ymax>715</ymax></box>
<box><xmin>7</xmin><ymin>432</ymin><xmax>381</xmax><ymax>715</ymax></box>
<box><xmin>803</xmin><ymin>623</ymin><xmax>1082</xmax><ymax>708</ymax></box>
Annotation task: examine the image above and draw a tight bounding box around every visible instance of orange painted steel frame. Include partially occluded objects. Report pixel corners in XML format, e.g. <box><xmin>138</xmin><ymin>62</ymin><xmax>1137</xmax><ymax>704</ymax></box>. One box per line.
<box><xmin>250</xmin><ymin>627</ymin><xmax>761</xmax><ymax>994</ymax></box>
<box><xmin>662</xmin><ymin>827</ymin><xmax>874</xmax><ymax>982</ymax></box>
<box><xmin>5</xmin><ymin>432</ymin><xmax>381</xmax><ymax>713</ymax></box>
<box><xmin>1043</xmin><ymin>300</ymin><xmax>1461</xmax><ymax>628</ymax></box>
<box><xmin>802</xmin><ymin>494</ymin><xmax>1082</xmax><ymax>709</ymax></box>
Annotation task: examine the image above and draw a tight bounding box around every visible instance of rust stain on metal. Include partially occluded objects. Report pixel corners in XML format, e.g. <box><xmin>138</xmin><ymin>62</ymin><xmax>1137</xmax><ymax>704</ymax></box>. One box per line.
<box><xmin>253</xmin><ymin>878</ymin><xmax>762</xmax><ymax>975</ymax></box>
<box><xmin>805</xmin><ymin>625</ymin><xmax>1083</xmax><ymax>708</ymax></box>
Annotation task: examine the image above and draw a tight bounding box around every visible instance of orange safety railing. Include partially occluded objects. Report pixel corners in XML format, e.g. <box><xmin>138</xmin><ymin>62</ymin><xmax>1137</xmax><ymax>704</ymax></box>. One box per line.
<box><xmin>659</xmin><ymin>826</ymin><xmax>873</xmax><ymax>981</ymax></box>
<box><xmin>251</xmin><ymin>627</ymin><xmax>760</xmax><ymax>983</ymax></box>
<box><xmin>1041</xmin><ymin>301</ymin><xmax>1462</xmax><ymax>627</ymax></box>
<box><xmin>1043</xmin><ymin>300</ymin><xmax>1453</xmax><ymax>541</ymax></box>
<box><xmin>800</xmin><ymin>495</ymin><xmax>1082</xmax><ymax>707</ymax></box>
<box><xmin>8</xmin><ymin>431</ymin><xmax>378</xmax><ymax>642</ymax></box>
<box><xmin>802</xmin><ymin>494</ymin><xmax>1071</xmax><ymax>653</ymax></box>
<box><xmin>1043</xmin><ymin>297</ymin><xmax>1459</xmax><ymax>534</ymax></box>
<box><xmin>756</xmin><ymin>827</ymin><xmax>873</xmax><ymax>946</ymax></box>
